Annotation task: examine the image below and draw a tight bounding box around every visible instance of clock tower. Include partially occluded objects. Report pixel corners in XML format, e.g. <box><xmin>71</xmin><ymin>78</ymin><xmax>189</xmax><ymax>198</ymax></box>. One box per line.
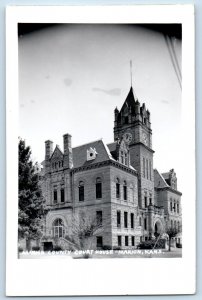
<box><xmin>114</xmin><ymin>87</ymin><xmax>155</xmax><ymax>210</ymax></box>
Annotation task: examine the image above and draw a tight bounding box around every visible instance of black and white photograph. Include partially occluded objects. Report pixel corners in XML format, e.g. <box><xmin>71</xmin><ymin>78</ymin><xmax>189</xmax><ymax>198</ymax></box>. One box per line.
<box><xmin>6</xmin><ymin>5</ymin><xmax>195</xmax><ymax>296</ymax></box>
<box><xmin>18</xmin><ymin>23</ymin><xmax>183</xmax><ymax>259</ymax></box>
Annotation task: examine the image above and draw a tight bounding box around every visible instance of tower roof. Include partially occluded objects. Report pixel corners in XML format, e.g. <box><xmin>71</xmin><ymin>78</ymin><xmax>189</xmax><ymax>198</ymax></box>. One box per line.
<box><xmin>120</xmin><ymin>87</ymin><xmax>137</xmax><ymax>113</ymax></box>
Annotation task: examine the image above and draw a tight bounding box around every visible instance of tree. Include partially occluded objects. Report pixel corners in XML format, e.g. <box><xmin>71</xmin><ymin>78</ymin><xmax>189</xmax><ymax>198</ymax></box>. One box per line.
<box><xmin>65</xmin><ymin>213</ymin><xmax>108</xmax><ymax>251</ymax></box>
<box><xmin>18</xmin><ymin>138</ymin><xmax>46</xmax><ymax>251</ymax></box>
<box><xmin>166</xmin><ymin>226</ymin><xmax>181</xmax><ymax>251</ymax></box>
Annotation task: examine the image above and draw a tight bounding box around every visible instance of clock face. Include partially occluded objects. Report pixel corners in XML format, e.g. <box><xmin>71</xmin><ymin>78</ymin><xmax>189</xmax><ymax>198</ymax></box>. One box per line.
<box><xmin>123</xmin><ymin>132</ymin><xmax>132</xmax><ymax>144</ymax></box>
<box><xmin>142</xmin><ymin>132</ymin><xmax>149</xmax><ymax>146</ymax></box>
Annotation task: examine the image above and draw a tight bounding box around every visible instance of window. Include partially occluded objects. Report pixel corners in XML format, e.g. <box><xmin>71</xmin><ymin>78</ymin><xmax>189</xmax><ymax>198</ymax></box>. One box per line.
<box><xmin>144</xmin><ymin>195</ymin><xmax>147</xmax><ymax>207</ymax></box>
<box><xmin>131</xmin><ymin>213</ymin><xmax>134</xmax><ymax>229</ymax></box>
<box><xmin>53</xmin><ymin>218</ymin><xmax>64</xmax><ymax>238</ymax></box>
<box><xmin>149</xmin><ymin>194</ymin><xmax>152</xmax><ymax>205</ymax></box>
<box><xmin>170</xmin><ymin>200</ymin><xmax>172</xmax><ymax>212</ymax></box>
<box><xmin>124</xmin><ymin>212</ymin><xmax>128</xmax><ymax>228</ymax></box>
<box><xmin>171</xmin><ymin>220</ymin><xmax>173</xmax><ymax>228</ymax></box>
<box><xmin>79</xmin><ymin>181</ymin><xmax>84</xmax><ymax>201</ymax></box>
<box><xmin>125</xmin><ymin>236</ymin><xmax>128</xmax><ymax>246</ymax></box>
<box><xmin>53</xmin><ymin>189</ymin><xmax>57</xmax><ymax>204</ymax></box>
<box><xmin>131</xmin><ymin>236</ymin><xmax>135</xmax><ymax>247</ymax></box>
<box><xmin>96</xmin><ymin>177</ymin><xmax>102</xmax><ymax>199</ymax></box>
<box><xmin>123</xmin><ymin>181</ymin><xmax>127</xmax><ymax>200</ymax></box>
<box><xmin>173</xmin><ymin>202</ymin><xmax>176</xmax><ymax>213</ymax></box>
<box><xmin>143</xmin><ymin>158</ymin><xmax>145</xmax><ymax>178</ymax></box>
<box><xmin>96</xmin><ymin>211</ymin><xmax>102</xmax><ymax>226</ymax></box>
<box><xmin>177</xmin><ymin>203</ymin><xmax>179</xmax><ymax>213</ymax></box>
<box><xmin>121</xmin><ymin>151</ymin><xmax>124</xmax><ymax>164</ymax></box>
<box><xmin>61</xmin><ymin>188</ymin><xmax>65</xmax><ymax>203</ymax></box>
<box><xmin>146</xmin><ymin>159</ymin><xmax>149</xmax><ymax>179</ymax></box>
<box><xmin>174</xmin><ymin>220</ymin><xmax>176</xmax><ymax>229</ymax></box>
<box><xmin>118</xmin><ymin>236</ymin><xmax>122</xmax><ymax>247</ymax></box>
<box><xmin>139</xmin><ymin>217</ymin><xmax>142</xmax><ymax>226</ymax></box>
<box><xmin>116</xmin><ymin>178</ymin><xmax>120</xmax><ymax>198</ymax></box>
<box><xmin>96</xmin><ymin>236</ymin><xmax>103</xmax><ymax>249</ymax></box>
<box><xmin>124</xmin><ymin>153</ymin><xmax>128</xmax><ymax>166</ymax></box>
<box><xmin>124</xmin><ymin>116</ymin><xmax>129</xmax><ymax>124</ymax></box>
<box><xmin>149</xmin><ymin>160</ymin><xmax>152</xmax><ymax>180</ymax></box>
<box><xmin>144</xmin><ymin>218</ymin><xmax>147</xmax><ymax>230</ymax></box>
<box><xmin>117</xmin><ymin>211</ymin><xmax>121</xmax><ymax>227</ymax></box>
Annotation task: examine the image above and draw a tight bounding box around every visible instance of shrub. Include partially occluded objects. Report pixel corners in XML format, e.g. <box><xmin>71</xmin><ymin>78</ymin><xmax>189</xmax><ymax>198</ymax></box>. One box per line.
<box><xmin>176</xmin><ymin>243</ymin><xmax>182</xmax><ymax>248</ymax></box>
<box><xmin>32</xmin><ymin>246</ymin><xmax>40</xmax><ymax>251</ymax></box>
<box><xmin>113</xmin><ymin>246</ymin><xmax>121</xmax><ymax>251</ymax></box>
<box><xmin>137</xmin><ymin>239</ymin><xmax>166</xmax><ymax>249</ymax></box>
<box><xmin>18</xmin><ymin>246</ymin><xmax>23</xmax><ymax>253</ymax></box>
<box><xmin>102</xmin><ymin>245</ymin><xmax>112</xmax><ymax>250</ymax></box>
<box><xmin>53</xmin><ymin>246</ymin><xmax>62</xmax><ymax>251</ymax></box>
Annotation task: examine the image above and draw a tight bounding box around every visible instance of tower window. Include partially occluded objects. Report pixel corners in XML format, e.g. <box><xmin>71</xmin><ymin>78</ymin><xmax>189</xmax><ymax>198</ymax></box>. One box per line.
<box><xmin>116</xmin><ymin>178</ymin><xmax>120</xmax><ymax>198</ymax></box>
<box><xmin>123</xmin><ymin>181</ymin><xmax>127</xmax><ymax>200</ymax></box>
<box><xmin>144</xmin><ymin>195</ymin><xmax>147</xmax><ymax>207</ymax></box>
<box><xmin>143</xmin><ymin>157</ymin><xmax>145</xmax><ymax>178</ymax></box>
<box><xmin>78</xmin><ymin>181</ymin><xmax>84</xmax><ymax>201</ymax></box>
<box><xmin>149</xmin><ymin>160</ymin><xmax>152</xmax><ymax>180</ymax></box>
<box><xmin>96</xmin><ymin>177</ymin><xmax>102</xmax><ymax>199</ymax></box>
<box><xmin>146</xmin><ymin>159</ymin><xmax>149</xmax><ymax>179</ymax></box>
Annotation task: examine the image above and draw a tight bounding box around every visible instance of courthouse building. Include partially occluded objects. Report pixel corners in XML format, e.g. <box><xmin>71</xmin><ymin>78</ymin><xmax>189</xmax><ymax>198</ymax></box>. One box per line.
<box><xmin>40</xmin><ymin>86</ymin><xmax>182</xmax><ymax>250</ymax></box>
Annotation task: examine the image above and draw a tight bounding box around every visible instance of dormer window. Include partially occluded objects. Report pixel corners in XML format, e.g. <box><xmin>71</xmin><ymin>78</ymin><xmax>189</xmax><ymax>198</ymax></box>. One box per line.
<box><xmin>87</xmin><ymin>147</ymin><xmax>98</xmax><ymax>161</ymax></box>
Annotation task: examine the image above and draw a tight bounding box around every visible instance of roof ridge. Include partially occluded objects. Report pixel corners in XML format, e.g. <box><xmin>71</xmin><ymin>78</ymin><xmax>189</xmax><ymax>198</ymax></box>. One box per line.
<box><xmin>73</xmin><ymin>138</ymin><xmax>103</xmax><ymax>149</ymax></box>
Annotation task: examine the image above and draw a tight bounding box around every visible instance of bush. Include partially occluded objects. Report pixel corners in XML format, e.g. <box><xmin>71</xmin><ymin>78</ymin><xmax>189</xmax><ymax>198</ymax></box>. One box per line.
<box><xmin>113</xmin><ymin>246</ymin><xmax>121</xmax><ymax>251</ymax></box>
<box><xmin>102</xmin><ymin>245</ymin><xmax>112</xmax><ymax>250</ymax></box>
<box><xmin>32</xmin><ymin>246</ymin><xmax>40</xmax><ymax>251</ymax></box>
<box><xmin>18</xmin><ymin>246</ymin><xmax>23</xmax><ymax>253</ymax></box>
<box><xmin>53</xmin><ymin>246</ymin><xmax>62</xmax><ymax>251</ymax></box>
<box><xmin>137</xmin><ymin>239</ymin><xmax>166</xmax><ymax>249</ymax></box>
<box><xmin>176</xmin><ymin>243</ymin><xmax>182</xmax><ymax>248</ymax></box>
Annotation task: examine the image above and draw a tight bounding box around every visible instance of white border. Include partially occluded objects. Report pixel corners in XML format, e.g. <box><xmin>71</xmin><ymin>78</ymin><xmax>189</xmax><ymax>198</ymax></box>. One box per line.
<box><xmin>6</xmin><ymin>5</ymin><xmax>195</xmax><ymax>296</ymax></box>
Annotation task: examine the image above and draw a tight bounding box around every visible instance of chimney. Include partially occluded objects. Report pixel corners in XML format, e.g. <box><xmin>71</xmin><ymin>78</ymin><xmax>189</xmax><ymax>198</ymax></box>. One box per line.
<box><xmin>114</xmin><ymin>107</ymin><xmax>119</xmax><ymax>127</ymax></box>
<box><xmin>45</xmin><ymin>140</ymin><xmax>53</xmax><ymax>160</ymax></box>
<box><xmin>63</xmin><ymin>133</ymin><xmax>73</xmax><ymax>168</ymax></box>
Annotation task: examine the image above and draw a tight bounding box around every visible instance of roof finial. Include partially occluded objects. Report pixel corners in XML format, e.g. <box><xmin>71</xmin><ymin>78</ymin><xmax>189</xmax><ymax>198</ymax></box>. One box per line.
<box><xmin>130</xmin><ymin>60</ymin><xmax>133</xmax><ymax>87</ymax></box>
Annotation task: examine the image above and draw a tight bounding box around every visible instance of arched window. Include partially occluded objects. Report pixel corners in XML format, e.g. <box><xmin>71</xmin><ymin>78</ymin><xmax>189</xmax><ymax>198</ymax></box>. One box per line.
<box><xmin>96</xmin><ymin>177</ymin><xmax>102</xmax><ymax>199</ymax></box>
<box><xmin>52</xmin><ymin>218</ymin><xmax>65</xmax><ymax>238</ymax></box>
<box><xmin>78</xmin><ymin>181</ymin><xmax>84</xmax><ymax>201</ymax></box>
<box><xmin>123</xmin><ymin>181</ymin><xmax>127</xmax><ymax>201</ymax></box>
<box><xmin>116</xmin><ymin>178</ymin><xmax>120</xmax><ymax>199</ymax></box>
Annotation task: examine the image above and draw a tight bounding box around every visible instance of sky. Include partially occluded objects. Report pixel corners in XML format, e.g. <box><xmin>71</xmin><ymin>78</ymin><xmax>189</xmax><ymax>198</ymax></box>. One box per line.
<box><xmin>18</xmin><ymin>24</ymin><xmax>182</xmax><ymax>188</ymax></box>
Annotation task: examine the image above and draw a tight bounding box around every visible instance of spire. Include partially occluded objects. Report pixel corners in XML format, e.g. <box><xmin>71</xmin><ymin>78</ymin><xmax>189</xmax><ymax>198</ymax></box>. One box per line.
<box><xmin>130</xmin><ymin>60</ymin><xmax>133</xmax><ymax>87</ymax></box>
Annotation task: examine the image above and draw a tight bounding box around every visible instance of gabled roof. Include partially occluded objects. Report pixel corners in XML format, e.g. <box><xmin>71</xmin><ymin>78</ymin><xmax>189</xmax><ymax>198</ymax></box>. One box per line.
<box><xmin>72</xmin><ymin>139</ymin><xmax>111</xmax><ymax>169</ymax></box>
<box><xmin>51</xmin><ymin>145</ymin><xmax>63</xmax><ymax>160</ymax></box>
<box><xmin>154</xmin><ymin>169</ymin><xmax>169</xmax><ymax>189</ymax></box>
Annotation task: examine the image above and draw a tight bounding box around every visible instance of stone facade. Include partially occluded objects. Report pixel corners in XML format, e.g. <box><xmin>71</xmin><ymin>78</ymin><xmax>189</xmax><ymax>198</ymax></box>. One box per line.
<box><xmin>40</xmin><ymin>87</ymin><xmax>182</xmax><ymax>250</ymax></box>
